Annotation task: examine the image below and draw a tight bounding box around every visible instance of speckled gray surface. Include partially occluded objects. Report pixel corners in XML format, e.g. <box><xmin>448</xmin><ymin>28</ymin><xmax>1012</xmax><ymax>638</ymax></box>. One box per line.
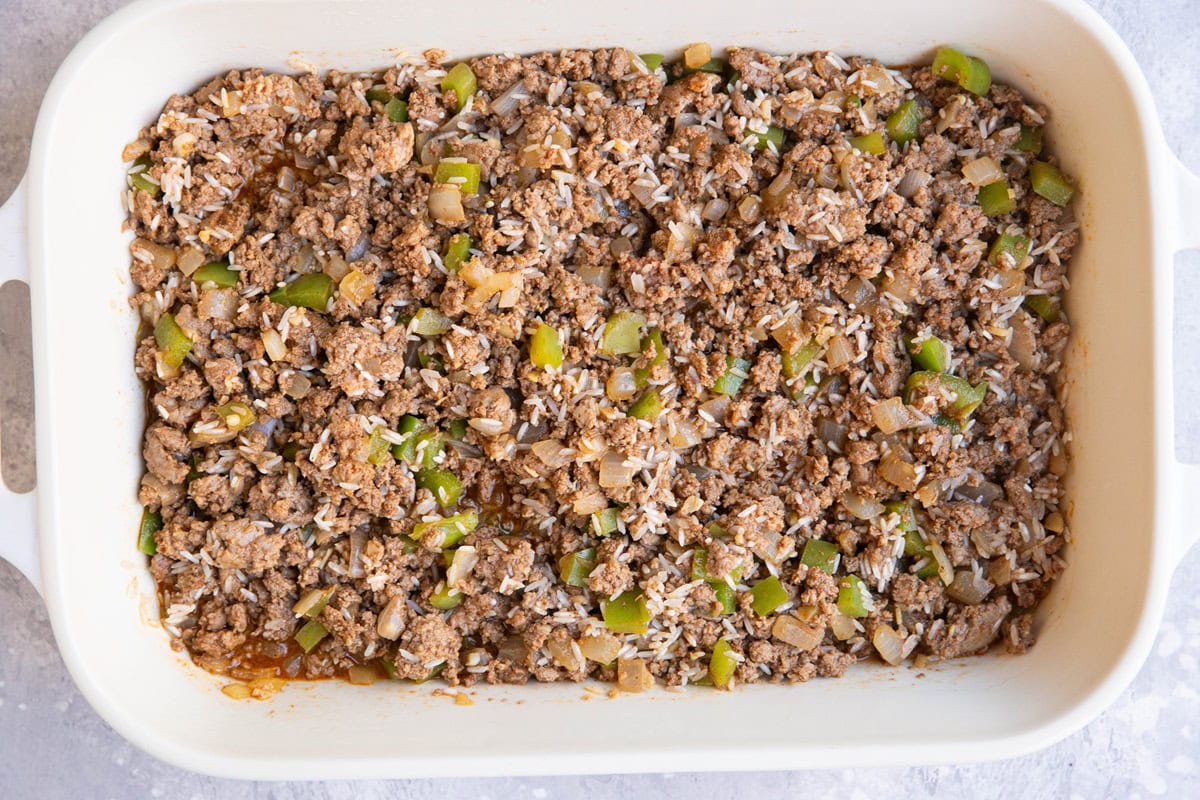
<box><xmin>2</xmin><ymin>1</ymin><xmax>1199</xmax><ymax>797</ymax></box>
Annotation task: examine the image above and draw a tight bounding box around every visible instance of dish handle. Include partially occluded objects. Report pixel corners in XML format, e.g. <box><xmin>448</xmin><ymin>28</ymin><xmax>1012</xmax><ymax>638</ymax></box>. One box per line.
<box><xmin>0</xmin><ymin>177</ymin><xmax>41</xmax><ymax>596</ymax></box>
<box><xmin>1171</xmin><ymin>153</ymin><xmax>1200</xmax><ymax>567</ymax></box>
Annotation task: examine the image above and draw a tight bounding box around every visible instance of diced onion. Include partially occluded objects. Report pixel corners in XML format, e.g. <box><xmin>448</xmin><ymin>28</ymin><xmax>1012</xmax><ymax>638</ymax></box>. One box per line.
<box><xmin>199</xmin><ymin>288</ymin><xmax>238</xmax><ymax>321</ymax></box>
<box><xmin>926</xmin><ymin>535</ymin><xmax>955</xmax><ymax>585</ymax></box>
<box><xmin>577</xmin><ymin>263</ymin><xmax>612</xmax><ymax>288</ymax></box>
<box><xmin>763</xmin><ymin>169</ymin><xmax>794</xmax><ymax>211</ymax></box>
<box><xmin>896</xmin><ymin>169</ymin><xmax>931</xmax><ymax>198</ymax></box>
<box><xmin>617</xmin><ymin>657</ymin><xmax>654</xmax><ymax>693</ymax></box>
<box><xmin>498</xmin><ymin>634</ymin><xmax>529</xmax><ymax>664</ymax></box>
<box><xmin>872</xmin><ymin>397</ymin><xmax>919</xmax><ymax>434</ymax></box>
<box><xmin>545</xmin><ymin>637</ymin><xmax>581</xmax><ymax>671</ymax></box>
<box><xmin>606</xmin><ymin>367</ymin><xmax>640</xmax><ymax>401</ymax></box>
<box><xmin>683</xmin><ymin>42</ymin><xmax>712</xmax><ymax>69</ymax></box>
<box><xmin>838</xmin><ymin>277</ymin><xmax>877</xmax><ymax>308</ymax></box>
<box><xmin>771</xmin><ymin>614</ymin><xmax>825</xmax><ymax>650</ymax></box>
<box><xmin>490</xmin><ymin>79</ymin><xmax>526</xmax><ymax>116</ymax></box>
<box><xmin>598</xmin><ymin>449</ymin><xmax>636</xmax><ymax>488</ymax></box>
<box><xmin>817</xmin><ymin>418</ymin><xmax>847</xmax><ymax>450</ymax></box>
<box><xmin>176</xmin><ymin>246</ymin><xmax>205</xmax><ymax>276</ymax></box>
<box><xmin>346</xmin><ymin>664</ymin><xmax>378</xmax><ymax>685</ymax></box>
<box><xmin>578</xmin><ymin>632</ymin><xmax>621</xmax><ymax>663</ymax></box>
<box><xmin>702</xmin><ymin>198</ymin><xmax>729</xmax><ymax>222</ymax></box>
<box><xmin>872</xmin><ymin>624</ymin><xmax>914</xmax><ymax>666</ymax></box>
<box><xmin>376</xmin><ymin>595</ymin><xmax>406</xmax><ymax>640</ymax></box>
<box><xmin>842</xmin><ymin>491</ymin><xmax>885</xmax><ymax>521</ymax></box>
<box><xmin>879</xmin><ymin>451</ymin><xmax>920</xmax><ymax>491</ymax></box>
<box><xmin>737</xmin><ymin>195</ymin><xmax>762</xmax><ymax>223</ymax></box>
<box><xmin>262</xmin><ymin>329</ymin><xmax>288</xmax><ymax>361</ymax></box>
<box><xmin>446</xmin><ymin>545</ymin><xmax>478</xmax><ymax>589</ymax></box>
<box><xmin>283</xmin><ymin>372</ymin><xmax>311</xmax><ymax>400</ymax></box>
<box><xmin>829</xmin><ymin>612</ymin><xmax>858</xmax><ymax>641</ymax></box>
<box><xmin>348</xmin><ymin>528</ymin><xmax>367</xmax><ymax>578</ymax></box>
<box><xmin>133</xmin><ymin>238</ymin><xmax>177</xmax><ymax>271</ymax></box>
<box><xmin>946</xmin><ymin>570</ymin><xmax>994</xmax><ymax>605</ymax></box>
<box><xmin>962</xmin><ymin>157</ymin><xmax>1004</xmax><ymax>187</ymax></box>
<box><xmin>572</xmin><ymin>490</ymin><xmax>609</xmax><ymax>516</ymax></box>
<box><xmin>825</xmin><ymin>335</ymin><xmax>855</xmax><ymax>369</ymax></box>
<box><xmin>1008</xmin><ymin>311</ymin><xmax>1038</xmax><ymax>370</ymax></box>
<box><xmin>531</xmin><ymin>439</ymin><xmax>572</xmax><ymax>469</ymax></box>
<box><xmin>428</xmin><ymin>185</ymin><xmax>466</xmax><ymax>223</ymax></box>
<box><xmin>669</xmin><ymin>416</ymin><xmax>703</xmax><ymax>448</ymax></box>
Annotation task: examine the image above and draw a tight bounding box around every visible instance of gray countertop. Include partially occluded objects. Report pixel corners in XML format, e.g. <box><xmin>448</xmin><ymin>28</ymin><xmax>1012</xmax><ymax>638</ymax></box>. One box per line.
<box><xmin>2</xmin><ymin>1</ymin><xmax>1199</xmax><ymax>797</ymax></box>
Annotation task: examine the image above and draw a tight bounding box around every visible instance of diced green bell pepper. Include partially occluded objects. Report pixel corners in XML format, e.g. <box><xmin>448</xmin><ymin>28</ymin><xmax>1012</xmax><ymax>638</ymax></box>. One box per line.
<box><xmin>800</xmin><ymin>539</ymin><xmax>839</xmax><ymax>574</ymax></box>
<box><xmin>411</xmin><ymin>307</ymin><xmax>453</xmax><ymax>336</ymax></box>
<box><xmin>931</xmin><ymin>46</ymin><xmax>991</xmax><ymax>95</ymax></box>
<box><xmin>850</xmin><ymin>131</ymin><xmax>886</xmax><ymax>155</ymax></box>
<box><xmin>603</xmin><ymin>590</ymin><xmax>651</xmax><ymax>634</ymax></box>
<box><xmin>269</xmin><ymin>273</ymin><xmax>333</xmax><ymax>311</ymax></box>
<box><xmin>752</xmin><ymin>125</ymin><xmax>786</xmax><ymax>151</ymax></box>
<box><xmin>429</xmin><ymin>582</ymin><xmax>463</xmax><ymax>610</ymax></box>
<box><xmin>559</xmin><ymin>547</ymin><xmax>597</xmax><ymax>587</ymax></box>
<box><xmin>591</xmin><ymin>507</ymin><xmax>620</xmax><ymax>537</ymax></box>
<box><xmin>628</xmin><ymin>389</ymin><xmax>662</xmax><ymax>420</ymax></box>
<box><xmin>154</xmin><ymin>312</ymin><xmax>192</xmax><ymax>369</ymax></box>
<box><xmin>886</xmin><ymin>100</ymin><xmax>923</xmax><ymax>144</ymax></box>
<box><xmin>708</xmin><ymin>638</ymin><xmax>737</xmax><ymax>687</ymax></box>
<box><xmin>367</xmin><ymin>426</ymin><xmax>393</xmax><ymax>467</ymax></box>
<box><xmin>837</xmin><ymin>574</ymin><xmax>873</xmax><ymax>618</ymax></box>
<box><xmin>192</xmin><ymin>260</ymin><xmax>239</xmax><ymax>288</ymax></box>
<box><xmin>138</xmin><ymin>508</ymin><xmax>162</xmax><ymax>555</ymax></box>
<box><xmin>384</xmin><ymin>97</ymin><xmax>409</xmax><ymax>122</ymax></box>
<box><xmin>978</xmin><ymin>180</ymin><xmax>1015</xmax><ymax>216</ymax></box>
<box><xmin>295</xmin><ymin>619</ymin><xmax>329</xmax><ymax>653</ymax></box>
<box><xmin>441</xmin><ymin>63</ymin><xmax>477</xmax><ymax>112</ymax></box>
<box><xmin>711</xmin><ymin>356</ymin><xmax>751</xmax><ymax>396</ymax></box>
<box><xmin>749</xmin><ymin>575</ymin><xmax>789</xmax><ymax>616</ymax></box>
<box><xmin>1030</xmin><ymin>160</ymin><xmax>1075</xmax><ymax>206</ymax></box>
<box><xmin>1015</xmin><ymin>125</ymin><xmax>1043</xmax><ymax>154</ymax></box>
<box><xmin>128</xmin><ymin>155</ymin><xmax>161</xmax><ymax>196</ymax></box>
<box><xmin>413</xmin><ymin>509</ymin><xmax>479</xmax><ymax>549</ymax></box>
<box><xmin>601</xmin><ymin>311</ymin><xmax>646</xmax><ymax>355</ymax></box>
<box><xmin>434</xmin><ymin>159</ymin><xmax>481</xmax><ymax>195</ymax></box>
<box><xmin>443</xmin><ymin>233</ymin><xmax>472</xmax><ymax>272</ymax></box>
<box><xmin>640</xmin><ymin>53</ymin><xmax>664</xmax><ymax>71</ymax></box>
<box><xmin>904</xmin><ymin>334</ymin><xmax>950</xmax><ymax>373</ymax></box>
<box><xmin>988</xmin><ymin>232</ymin><xmax>1031</xmax><ymax>267</ymax></box>
<box><xmin>417</xmin><ymin>468</ymin><xmax>462</xmax><ymax>508</ymax></box>
<box><xmin>1024</xmin><ymin>293</ymin><xmax>1060</xmax><ymax>322</ymax></box>
<box><xmin>529</xmin><ymin>323</ymin><xmax>564</xmax><ymax>369</ymax></box>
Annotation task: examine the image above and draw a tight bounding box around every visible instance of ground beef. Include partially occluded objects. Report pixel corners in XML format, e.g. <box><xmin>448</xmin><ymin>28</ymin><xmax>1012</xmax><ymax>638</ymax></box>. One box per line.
<box><xmin>128</xmin><ymin>45</ymin><xmax>1074</xmax><ymax>691</ymax></box>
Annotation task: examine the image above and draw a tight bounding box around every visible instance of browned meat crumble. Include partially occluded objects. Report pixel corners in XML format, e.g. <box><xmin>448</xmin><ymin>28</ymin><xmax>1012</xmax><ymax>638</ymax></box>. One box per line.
<box><xmin>125</xmin><ymin>45</ymin><xmax>1073</xmax><ymax>691</ymax></box>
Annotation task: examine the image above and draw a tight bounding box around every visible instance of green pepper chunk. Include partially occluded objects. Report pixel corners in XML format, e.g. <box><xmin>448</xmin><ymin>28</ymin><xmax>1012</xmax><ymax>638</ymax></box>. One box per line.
<box><xmin>709</xmin><ymin>638</ymin><xmax>737</xmax><ymax>687</ymax></box>
<box><xmin>442</xmin><ymin>233</ymin><xmax>472</xmax><ymax>273</ymax></box>
<box><xmin>384</xmin><ymin>97</ymin><xmax>409</xmax><ymax>122</ymax></box>
<box><xmin>628</xmin><ymin>389</ymin><xmax>662</xmax><ymax>421</ymax></box>
<box><xmin>885</xmin><ymin>100</ymin><xmax>923</xmax><ymax>144</ymax></box>
<box><xmin>192</xmin><ymin>260</ymin><xmax>239</xmax><ymax>288</ymax></box>
<box><xmin>429</xmin><ymin>581</ymin><xmax>463</xmax><ymax>610</ymax></box>
<box><xmin>694</xmin><ymin>58</ymin><xmax>726</xmax><ymax>75</ymax></box>
<box><xmin>850</xmin><ymin>131</ymin><xmax>886</xmax><ymax>155</ymax></box>
<box><xmin>559</xmin><ymin>547</ymin><xmax>597</xmax><ymax>587</ymax></box>
<box><xmin>643</xmin><ymin>328</ymin><xmax>668</xmax><ymax>366</ymax></box>
<box><xmin>1030</xmin><ymin>160</ymin><xmax>1075</xmax><ymax>206</ymax></box>
<box><xmin>885</xmin><ymin>501</ymin><xmax>917</xmax><ymax>533</ymax></box>
<box><xmin>367</xmin><ymin>426</ymin><xmax>393</xmax><ymax>467</ymax></box>
<box><xmin>800</xmin><ymin>539</ymin><xmax>839</xmax><ymax>575</ymax></box>
<box><xmin>904</xmin><ymin>371</ymin><xmax>986</xmax><ymax>420</ymax></box>
<box><xmin>591</xmin><ymin>507</ymin><xmax>620</xmax><ymax>537</ymax></box>
<box><xmin>411</xmin><ymin>307</ymin><xmax>453</xmax><ymax>336</ymax></box>
<box><xmin>379</xmin><ymin>657</ymin><xmax>401</xmax><ymax>680</ymax></box>
<box><xmin>396</xmin><ymin>534</ymin><xmax>421</xmax><ymax>555</ymax></box>
<box><xmin>269</xmin><ymin>273</ymin><xmax>333</xmax><ymax>311</ymax></box>
<box><xmin>752</xmin><ymin>125</ymin><xmax>786</xmax><ymax>151</ymax></box>
<box><xmin>138</xmin><ymin>508</ymin><xmax>162</xmax><ymax>555</ymax></box>
<box><xmin>711</xmin><ymin>581</ymin><xmax>737</xmax><ymax>615</ymax></box>
<box><xmin>691</xmin><ymin>548</ymin><xmax>712</xmax><ymax>581</ymax></box>
<box><xmin>412</xmin><ymin>509</ymin><xmax>479</xmax><ymax>549</ymax></box>
<box><xmin>295</xmin><ymin>619</ymin><xmax>329</xmax><ymax>653</ymax></box>
<box><xmin>441</xmin><ymin>63</ymin><xmax>477</xmax><ymax>112</ymax></box>
<box><xmin>529</xmin><ymin>323</ymin><xmax>564</xmax><ymax>369</ymax></box>
<box><xmin>904</xmin><ymin>334</ymin><xmax>950</xmax><ymax>373</ymax></box>
<box><xmin>447</xmin><ymin>419</ymin><xmax>468</xmax><ymax>440</ymax></box>
<box><xmin>711</xmin><ymin>356</ymin><xmax>752</xmax><ymax>396</ymax></box>
<box><xmin>1024</xmin><ymin>293</ymin><xmax>1061</xmax><ymax>322</ymax></box>
<box><xmin>365</xmin><ymin>86</ymin><xmax>393</xmax><ymax>104</ymax></box>
<box><xmin>978</xmin><ymin>180</ymin><xmax>1015</xmax><ymax>216</ymax></box>
<box><xmin>154</xmin><ymin>312</ymin><xmax>192</xmax><ymax>369</ymax></box>
<box><xmin>602</xmin><ymin>590</ymin><xmax>651</xmax><ymax>634</ymax></box>
<box><xmin>931</xmin><ymin>46</ymin><xmax>991</xmax><ymax>96</ymax></box>
<box><xmin>749</xmin><ymin>575</ymin><xmax>789</xmax><ymax>616</ymax></box>
<box><xmin>988</xmin><ymin>232</ymin><xmax>1031</xmax><ymax>267</ymax></box>
<box><xmin>782</xmin><ymin>340</ymin><xmax>821</xmax><ymax>382</ymax></box>
<box><xmin>417</xmin><ymin>468</ymin><xmax>462</xmax><ymax>508</ymax></box>
<box><xmin>434</xmin><ymin>159</ymin><xmax>481</xmax><ymax>195</ymax></box>
<box><xmin>837</xmin><ymin>574</ymin><xmax>873</xmax><ymax>618</ymax></box>
<box><xmin>282</xmin><ymin>442</ymin><xmax>302</xmax><ymax>462</ymax></box>
<box><xmin>902</xmin><ymin>531</ymin><xmax>941</xmax><ymax>579</ymax></box>
<box><xmin>128</xmin><ymin>155</ymin><xmax>161</xmax><ymax>196</ymax></box>
<box><xmin>391</xmin><ymin>415</ymin><xmax>435</xmax><ymax>465</ymax></box>
<box><xmin>640</xmin><ymin>53</ymin><xmax>664</xmax><ymax>71</ymax></box>
<box><xmin>1015</xmin><ymin>125</ymin><xmax>1043</xmax><ymax>154</ymax></box>
<box><xmin>844</xmin><ymin>94</ymin><xmax>863</xmax><ymax>109</ymax></box>
<box><xmin>931</xmin><ymin>413</ymin><xmax>962</xmax><ymax>434</ymax></box>
<box><xmin>601</xmin><ymin>311</ymin><xmax>646</xmax><ymax>355</ymax></box>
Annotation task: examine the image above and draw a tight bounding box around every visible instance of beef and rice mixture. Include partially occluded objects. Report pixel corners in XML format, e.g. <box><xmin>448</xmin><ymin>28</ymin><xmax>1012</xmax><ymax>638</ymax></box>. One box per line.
<box><xmin>125</xmin><ymin>44</ymin><xmax>1076</xmax><ymax>691</ymax></box>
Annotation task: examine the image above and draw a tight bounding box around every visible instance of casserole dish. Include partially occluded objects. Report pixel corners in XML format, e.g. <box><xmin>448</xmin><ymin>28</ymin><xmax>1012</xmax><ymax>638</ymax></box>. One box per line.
<box><xmin>1</xmin><ymin>0</ymin><xmax>1199</xmax><ymax>779</ymax></box>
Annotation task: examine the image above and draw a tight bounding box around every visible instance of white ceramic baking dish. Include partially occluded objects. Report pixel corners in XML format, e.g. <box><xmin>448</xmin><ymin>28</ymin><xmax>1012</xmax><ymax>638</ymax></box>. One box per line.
<box><xmin>1</xmin><ymin>0</ymin><xmax>1199</xmax><ymax>780</ymax></box>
